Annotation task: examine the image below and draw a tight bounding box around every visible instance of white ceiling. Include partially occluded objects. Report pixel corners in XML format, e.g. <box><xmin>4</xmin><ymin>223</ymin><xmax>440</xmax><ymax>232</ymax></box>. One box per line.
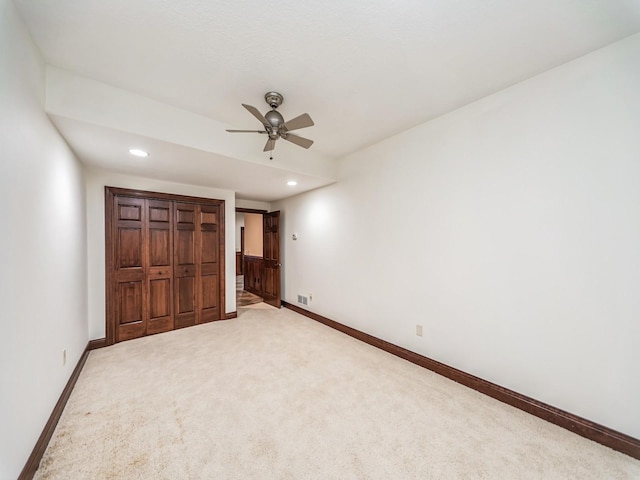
<box><xmin>14</xmin><ymin>0</ymin><xmax>640</xmax><ymax>201</ymax></box>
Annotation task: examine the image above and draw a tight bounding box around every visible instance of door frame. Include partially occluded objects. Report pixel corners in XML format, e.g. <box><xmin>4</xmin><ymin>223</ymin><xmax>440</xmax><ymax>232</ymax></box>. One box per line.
<box><xmin>235</xmin><ymin>207</ymin><xmax>283</xmax><ymax>307</ymax></box>
<box><xmin>105</xmin><ymin>187</ymin><xmax>226</xmax><ymax>345</ymax></box>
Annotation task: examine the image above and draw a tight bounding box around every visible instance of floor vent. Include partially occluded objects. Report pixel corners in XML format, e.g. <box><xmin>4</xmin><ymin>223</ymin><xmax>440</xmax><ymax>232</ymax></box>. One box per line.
<box><xmin>297</xmin><ymin>294</ymin><xmax>308</xmax><ymax>306</ymax></box>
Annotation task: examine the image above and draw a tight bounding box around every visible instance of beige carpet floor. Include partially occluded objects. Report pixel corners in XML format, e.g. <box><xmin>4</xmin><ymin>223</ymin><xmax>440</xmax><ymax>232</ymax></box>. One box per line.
<box><xmin>34</xmin><ymin>304</ymin><xmax>640</xmax><ymax>479</ymax></box>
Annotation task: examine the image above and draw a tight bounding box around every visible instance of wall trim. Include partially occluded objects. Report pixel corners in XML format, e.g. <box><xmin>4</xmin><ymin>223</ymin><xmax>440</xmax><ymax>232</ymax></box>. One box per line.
<box><xmin>282</xmin><ymin>301</ymin><xmax>640</xmax><ymax>460</ymax></box>
<box><xmin>18</xmin><ymin>342</ymin><xmax>93</xmax><ymax>480</ymax></box>
<box><xmin>225</xmin><ymin>311</ymin><xmax>238</xmax><ymax>319</ymax></box>
<box><xmin>88</xmin><ymin>338</ymin><xmax>107</xmax><ymax>350</ymax></box>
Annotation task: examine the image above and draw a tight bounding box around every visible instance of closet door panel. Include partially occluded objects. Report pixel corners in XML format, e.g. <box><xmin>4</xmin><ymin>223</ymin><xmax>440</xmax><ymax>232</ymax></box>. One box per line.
<box><xmin>116</xmin><ymin>280</ymin><xmax>145</xmax><ymax>341</ymax></box>
<box><xmin>147</xmin><ymin>200</ymin><xmax>173</xmax><ymax>334</ymax></box>
<box><xmin>149</xmin><ymin>278</ymin><xmax>171</xmax><ymax>317</ymax></box>
<box><xmin>113</xmin><ymin>196</ymin><xmax>147</xmax><ymax>341</ymax></box>
<box><xmin>176</xmin><ymin>277</ymin><xmax>196</xmax><ymax>312</ymax></box>
<box><xmin>147</xmin><ymin>277</ymin><xmax>172</xmax><ymax>334</ymax></box>
<box><xmin>200</xmin><ymin>275</ymin><xmax>218</xmax><ymax>322</ymax></box>
<box><xmin>118</xmin><ymin>229</ymin><xmax>143</xmax><ymax>269</ymax></box>
<box><xmin>149</xmin><ymin>229</ymin><xmax>171</xmax><ymax>266</ymax></box>
<box><xmin>117</xmin><ymin>282</ymin><xmax>143</xmax><ymax>324</ymax></box>
<box><xmin>199</xmin><ymin>205</ymin><xmax>220</xmax><ymax>322</ymax></box>
<box><xmin>176</xmin><ymin>230</ymin><xmax>195</xmax><ymax>265</ymax></box>
<box><xmin>174</xmin><ymin>203</ymin><xmax>197</xmax><ymax>328</ymax></box>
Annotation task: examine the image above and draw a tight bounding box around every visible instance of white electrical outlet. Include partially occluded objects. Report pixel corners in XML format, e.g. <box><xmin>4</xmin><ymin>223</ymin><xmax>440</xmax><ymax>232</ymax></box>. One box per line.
<box><xmin>416</xmin><ymin>325</ymin><xmax>423</xmax><ymax>337</ymax></box>
<box><xmin>309</xmin><ymin>294</ymin><xmax>313</xmax><ymax>301</ymax></box>
<box><xmin>62</xmin><ymin>349</ymin><xmax>67</xmax><ymax>366</ymax></box>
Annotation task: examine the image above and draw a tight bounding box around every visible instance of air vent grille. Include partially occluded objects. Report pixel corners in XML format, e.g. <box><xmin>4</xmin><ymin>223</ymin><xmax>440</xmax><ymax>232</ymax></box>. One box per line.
<box><xmin>297</xmin><ymin>294</ymin><xmax>308</xmax><ymax>306</ymax></box>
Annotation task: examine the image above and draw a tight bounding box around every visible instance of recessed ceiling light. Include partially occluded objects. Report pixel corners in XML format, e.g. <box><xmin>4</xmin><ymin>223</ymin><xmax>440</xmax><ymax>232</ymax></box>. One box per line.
<box><xmin>287</xmin><ymin>180</ymin><xmax>297</xmax><ymax>186</ymax></box>
<box><xmin>129</xmin><ymin>148</ymin><xmax>149</xmax><ymax>157</ymax></box>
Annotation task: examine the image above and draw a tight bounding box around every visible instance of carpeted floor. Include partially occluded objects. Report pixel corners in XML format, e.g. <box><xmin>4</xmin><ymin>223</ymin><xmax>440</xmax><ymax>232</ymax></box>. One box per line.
<box><xmin>34</xmin><ymin>304</ymin><xmax>640</xmax><ymax>479</ymax></box>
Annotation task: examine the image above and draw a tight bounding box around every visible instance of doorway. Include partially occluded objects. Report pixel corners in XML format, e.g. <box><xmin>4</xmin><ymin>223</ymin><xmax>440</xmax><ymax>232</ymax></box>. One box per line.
<box><xmin>235</xmin><ymin>208</ymin><xmax>281</xmax><ymax>308</ymax></box>
<box><xmin>236</xmin><ymin>209</ymin><xmax>264</xmax><ymax>306</ymax></box>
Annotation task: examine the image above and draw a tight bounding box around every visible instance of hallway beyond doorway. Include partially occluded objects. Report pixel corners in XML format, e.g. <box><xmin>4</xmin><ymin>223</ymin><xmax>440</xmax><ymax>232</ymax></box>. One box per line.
<box><xmin>236</xmin><ymin>275</ymin><xmax>263</xmax><ymax>307</ymax></box>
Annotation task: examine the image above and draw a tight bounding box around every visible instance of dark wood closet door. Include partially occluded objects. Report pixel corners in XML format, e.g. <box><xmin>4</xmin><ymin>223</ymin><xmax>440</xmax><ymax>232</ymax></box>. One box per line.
<box><xmin>174</xmin><ymin>202</ymin><xmax>197</xmax><ymax>329</ymax></box>
<box><xmin>113</xmin><ymin>196</ymin><xmax>146</xmax><ymax>341</ymax></box>
<box><xmin>106</xmin><ymin>187</ymin><xmax>226</xmax><ymax>345</ymax></box>
<box><xmin>146</xmin><ymin>199</ymin><xmax>174</xmax><ymax>335</ymax></box>
<box><xmin>199</xmin><ymin>204</ymin><xmax>221</xmax><ymax>323</ymax></box>
<box><xmin>262</xmin><ymin>211</ymin><xmax>281</xmax><ymax>308</ymax></box>
<box><xmin>112</xmin><ymin>197</ymin><xmax>175</xmax><ymax>342</ymax></box>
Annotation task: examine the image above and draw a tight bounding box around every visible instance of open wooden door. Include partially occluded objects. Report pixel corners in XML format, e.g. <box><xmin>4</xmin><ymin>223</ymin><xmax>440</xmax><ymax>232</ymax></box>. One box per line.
<box><xmin>262</xmin><ymin>211</ymin><xmax>281</xmax><ymax>308</ymax></box>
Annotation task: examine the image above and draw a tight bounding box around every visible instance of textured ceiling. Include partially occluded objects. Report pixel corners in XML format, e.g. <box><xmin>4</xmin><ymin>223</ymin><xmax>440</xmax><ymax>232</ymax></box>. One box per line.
<box><xmin>14</xmin><ymin>0</ymin><xmax>640</xmax><ymax>200</ymax></box>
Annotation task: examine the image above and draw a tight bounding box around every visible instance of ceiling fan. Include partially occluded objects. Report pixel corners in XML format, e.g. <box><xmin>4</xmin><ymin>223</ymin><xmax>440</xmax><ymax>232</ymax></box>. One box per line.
<box><xmin>226</xmin><ymin>92</ymin><xmax>314</xmax><ymax>153</ymax></box>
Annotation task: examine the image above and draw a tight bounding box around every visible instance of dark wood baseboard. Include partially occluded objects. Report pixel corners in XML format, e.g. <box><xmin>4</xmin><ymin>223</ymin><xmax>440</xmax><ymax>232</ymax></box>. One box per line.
<box><xmin>18</xmin><ymin>342</ymin><xmax>93</xmax><ymax>480</ymax></box>
<box><xmin>282</xmin><ymin>301</ymin><xmax>640</xmax><ymax>460</ymax></box>
<box><xmin>88</xmin><ymin>338</ymin><xmax>107</xmax><ymax>350</ymax></box>
<box><xmin>225</xmin><ymin>311</ymin><xmax>238</xmax><ymax>319</ymax></box>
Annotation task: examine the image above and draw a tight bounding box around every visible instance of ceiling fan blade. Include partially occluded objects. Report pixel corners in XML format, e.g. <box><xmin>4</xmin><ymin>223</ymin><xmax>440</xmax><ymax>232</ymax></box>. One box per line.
<box><xmin>282</xmin><ymin>113</ymin><xmax>314</xmax><ymax>132</ymax></box>
<box><xmin>242</xmin><ymin>104</ymin><xmax>270</xmax><ymax>127</ymax></box>
<box><xmin>226</xmin><ymin>129</ymin><xmax>266</xmax><ymax>133</ymax></box>
<box><xmin>263</xmin><ymin>138</ymin><xmax>276</xmax><ymax>152</ymax></box>
<box><xmin>282</xmin><ymin>133</ymin><xmax>313</xmax><ymax>149</ymax></box>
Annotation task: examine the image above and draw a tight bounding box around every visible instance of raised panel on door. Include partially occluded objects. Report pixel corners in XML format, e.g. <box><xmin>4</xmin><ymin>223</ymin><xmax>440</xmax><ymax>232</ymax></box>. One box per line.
<box><xmin>149</xmin><ymin>278</ymin><xmax>171</xmax><ymax>318</ymax></box>
<box><xmin>174</xmin><ymin>202</ymin><xmax>197</xmax><ymax>328</ymax></box>
<box><xmin>116</xmin><ymin>280</ymin><xmax>145</xmax><ymax>341</ymax></box>
<box><xmin>118</xmin><ymin>229</ymin><xmax>143</xmax><ymax>269</ymax></box>
<box><xmin>115</xmin><ymin>197</ymin><xmax>144</xmax><ymax>274</ymax></box>
<box><xmin>149</xmin><ymin>229</ymin><xmax>171</xmax><ymax>266</ymax></box>
<box><xmin>243</xmin><ymin>256</ymin><xmax>263</xmax><ymax>297</ymax></box>
<box><xmin>200</xmin><ymin>275</ymin><xmax>218</xmax><ymax>322</ymax></box>
<box><xmin>263</xmin><ymin>267</ymin><xmax>277</xmax><ymax>302</ymax></box>
<box><xmin>147</xmin><ymin>276</ymin><xmax>172</xmax><ymax>334</ymax></box>
<box><xmin>147</xmin><ymin>200</ymin><xmax>173</xmax><ymax>334</ymax></box>
<box><xmin>175</xmin><ymin>276</ymin><xmax>196</xmax><ymax>328</ymax></box>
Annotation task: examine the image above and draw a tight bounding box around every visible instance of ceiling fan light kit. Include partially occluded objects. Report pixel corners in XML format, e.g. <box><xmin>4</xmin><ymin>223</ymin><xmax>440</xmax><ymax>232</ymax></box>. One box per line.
<box><xmin>226</xmin><ymin>92</ymin><xmax>314</xmax><ymax>156</ymax></box>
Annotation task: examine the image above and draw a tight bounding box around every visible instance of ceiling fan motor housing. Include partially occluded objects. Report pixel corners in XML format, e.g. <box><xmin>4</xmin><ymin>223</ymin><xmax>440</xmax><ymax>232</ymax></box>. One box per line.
<box><xmin>265</xmin><ymin>110</ymin><xmax>284</xmax><ymax>129</ymax></box>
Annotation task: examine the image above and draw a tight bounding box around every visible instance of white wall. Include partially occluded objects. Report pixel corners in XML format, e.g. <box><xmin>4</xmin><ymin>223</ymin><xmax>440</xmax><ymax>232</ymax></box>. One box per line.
<box><xmin>273</xmin><ymin>33</ymin><xmax>640</xmax><ymax>438</ymax></box>
<box><xmin>0</xmin><ymin>1</ymin><xmax>88</xmax><ymax>477</ymax></box>
<box><xmin>85</xmin><ymin>169</ymin><xmax>237</xmax><ymax>339</ymax></box>
<box><xmin>236</xmin><ymin>199</ymin><xmax>270</xmax><ymax>211</ymax></box>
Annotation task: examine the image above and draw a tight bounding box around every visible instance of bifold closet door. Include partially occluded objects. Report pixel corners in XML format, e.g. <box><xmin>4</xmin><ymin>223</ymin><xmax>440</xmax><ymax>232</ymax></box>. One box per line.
<box><xmin>174</xmin><ymin>203</ymin><xmax>197</xmax><ymax>328</ymax></box>
<box><xmin>107</xmin><ymin>187</ymin><xmax>225</xmax><ymax>345</ymax></box>
<box><xmin>146</xmin><ymin>199</ymin><xmax>174</xmax><ymax>335</ymax></box>
<box><xmin>174</xmin><ymin>202</ymin><xmax>222</xmax><ymax>328</ymax></box>
<box><xmin>113</xmin><ymin>197</ymin><xmax>174</xmax><ymax>342</ymax></box>
<box><xmin>199</xmin><ymin>204</ymin><xmax>221</xmax><ymax>323</ymax></box>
